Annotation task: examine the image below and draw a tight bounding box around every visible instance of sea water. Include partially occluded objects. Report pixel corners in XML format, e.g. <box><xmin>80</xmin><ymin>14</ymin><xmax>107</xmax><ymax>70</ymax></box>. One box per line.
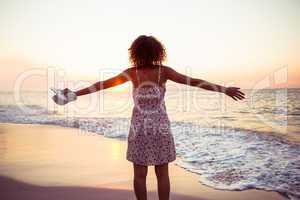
<box><xmin>0</xmin><ymin>87</ymin><xmax>299</xmax><ymax>199</ymax></box>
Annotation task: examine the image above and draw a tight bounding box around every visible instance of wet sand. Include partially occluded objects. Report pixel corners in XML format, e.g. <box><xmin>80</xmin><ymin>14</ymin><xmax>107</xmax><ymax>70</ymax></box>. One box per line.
<box><xmin>0</xmin><ymin>123</ymin><xmax>286</xmax><ymax>200</ymax></box>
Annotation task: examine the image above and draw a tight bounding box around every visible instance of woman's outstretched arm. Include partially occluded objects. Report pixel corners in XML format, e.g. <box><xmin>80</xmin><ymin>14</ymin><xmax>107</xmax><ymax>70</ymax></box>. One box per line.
<box><xmin>164</xmin><ymin>66</ymin><xmax>245</xmax><ymax>101</ymax></box>
<box><xmin>75</xmin><ymin>68</ymin><xmax>131</xmax><ymax>96</ymax></box>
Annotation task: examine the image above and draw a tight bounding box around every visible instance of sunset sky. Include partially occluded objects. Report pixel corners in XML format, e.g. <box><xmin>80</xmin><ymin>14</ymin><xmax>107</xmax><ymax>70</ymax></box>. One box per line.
<box><xmin>1</xmin><ymin>0</ymin><xmax>299</xmax><ymax>91</ymax></box>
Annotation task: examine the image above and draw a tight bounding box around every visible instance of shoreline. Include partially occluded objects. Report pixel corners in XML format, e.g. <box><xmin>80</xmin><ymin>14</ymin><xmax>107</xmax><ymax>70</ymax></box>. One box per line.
<box><xmin>0</xmin><ymin>123</ymin><xmax>287</xmax><ymax>200</ymax></box>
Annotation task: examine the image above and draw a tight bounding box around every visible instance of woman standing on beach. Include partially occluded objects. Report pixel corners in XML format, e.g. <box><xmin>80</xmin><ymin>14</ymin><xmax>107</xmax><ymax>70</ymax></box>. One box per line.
<box><xmin>53</xmin><ymin>35</ymin><xmax>245</xmax><ymax>200</ymax></box>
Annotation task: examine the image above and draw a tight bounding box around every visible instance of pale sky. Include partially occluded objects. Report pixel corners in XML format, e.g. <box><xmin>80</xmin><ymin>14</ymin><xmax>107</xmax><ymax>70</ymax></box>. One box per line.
<box><xmin>1</xmin><ymin>0</ymin><xmax>299</xmax><ymax>91</ymax></box>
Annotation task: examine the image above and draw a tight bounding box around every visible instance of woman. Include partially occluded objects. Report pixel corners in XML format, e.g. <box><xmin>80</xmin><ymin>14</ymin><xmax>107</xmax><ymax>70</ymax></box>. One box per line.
<box><xmin>53</xmin><ymin>35</ymin><xmax>245</xmax><ymax>200</ymax></box>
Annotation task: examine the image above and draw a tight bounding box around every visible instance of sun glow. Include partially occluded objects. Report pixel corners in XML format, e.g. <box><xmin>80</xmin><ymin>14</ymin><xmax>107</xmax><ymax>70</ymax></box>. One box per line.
<box><xmin>1</xmin><ymin>0</ymin><xmax>300</xmax><ymax>91</ymax></box>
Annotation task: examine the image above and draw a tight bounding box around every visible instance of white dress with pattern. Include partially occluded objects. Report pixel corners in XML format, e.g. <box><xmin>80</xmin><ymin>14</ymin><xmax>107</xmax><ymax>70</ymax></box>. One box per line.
<box><xmin>126</xmin><ymin>66</ymin><xmax>176</xmax><ymax>166</ymax></box>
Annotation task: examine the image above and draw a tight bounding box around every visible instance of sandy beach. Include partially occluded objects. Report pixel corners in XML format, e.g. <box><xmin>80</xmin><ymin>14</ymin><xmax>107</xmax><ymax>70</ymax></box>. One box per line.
<box><xmin>0</xmin><ymin>123</ymin><xmax>286</xmax><ymax>200</ymax></box>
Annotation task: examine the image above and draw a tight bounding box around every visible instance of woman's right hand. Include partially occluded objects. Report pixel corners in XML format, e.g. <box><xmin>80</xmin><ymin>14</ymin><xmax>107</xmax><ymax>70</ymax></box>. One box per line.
<box><xmin>52</xmin><ymin>88</ymin><xmax>77</xmax><ymax>105</ymax></box>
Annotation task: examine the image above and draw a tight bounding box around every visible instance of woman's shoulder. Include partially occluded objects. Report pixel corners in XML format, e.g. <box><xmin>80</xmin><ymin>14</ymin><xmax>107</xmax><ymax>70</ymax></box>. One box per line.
<box><xmin>122</xmin><ymin>66</ymin><xmax>136</xmax><ymax>73</ymax></box>
<box><xmin>160</xmin><ymin>65</ymin><xmax>172</xmax><ymax>70</ymax></box>
<box><xmin>159</xmin><ymin>65</ymin><xmax>174</xmax><ymax>76</ymax></box>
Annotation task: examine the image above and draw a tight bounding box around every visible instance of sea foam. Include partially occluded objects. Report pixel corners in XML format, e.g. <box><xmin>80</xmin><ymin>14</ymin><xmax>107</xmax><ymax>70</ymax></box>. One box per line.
<box><xmin>0</xmin><ymin>104</ymin><xmax>299</xmax><ymax>199</ymax></box>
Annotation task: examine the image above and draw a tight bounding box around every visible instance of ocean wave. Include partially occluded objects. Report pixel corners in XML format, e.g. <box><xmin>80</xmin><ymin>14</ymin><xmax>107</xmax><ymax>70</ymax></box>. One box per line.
<box><xmin>0</xmin><ymin>104</ymin><xmax>299</xmax><ymax>199</ymax></box>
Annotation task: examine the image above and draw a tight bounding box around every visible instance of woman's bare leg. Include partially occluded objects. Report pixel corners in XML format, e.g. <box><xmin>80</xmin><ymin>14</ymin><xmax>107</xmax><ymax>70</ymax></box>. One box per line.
<box><xmin>133</xmin><ymin>164</ymin><xmax>148</xmax><ymax>200</ymax></box>
<box><xmin>155</xmin><ymin>163</ymin><xmax>170</xmax><ymax>200</ymax></box>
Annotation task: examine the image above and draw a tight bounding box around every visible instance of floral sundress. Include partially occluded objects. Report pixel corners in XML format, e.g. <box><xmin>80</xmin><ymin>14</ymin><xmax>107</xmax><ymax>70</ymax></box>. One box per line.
<box><xmin>126</xmin><ymin>65</ymin><xmax>176</xmax><ymax>166</ymax></box>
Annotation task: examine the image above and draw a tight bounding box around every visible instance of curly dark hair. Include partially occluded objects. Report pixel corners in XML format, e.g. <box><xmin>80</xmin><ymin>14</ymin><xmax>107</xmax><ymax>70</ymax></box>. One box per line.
<box><xmin>128</xmin><ymin>35</ymin><xmax>166</xmax><ymax>67</ymax></box>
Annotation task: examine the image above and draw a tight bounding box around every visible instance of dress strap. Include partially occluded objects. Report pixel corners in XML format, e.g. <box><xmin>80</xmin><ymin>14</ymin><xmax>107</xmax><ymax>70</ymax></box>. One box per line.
<box><xmin>158</xmin><ymin>65</ymin><xmax>161</xmax><ymax>85</ymax></box>
<box><xmin>136</xmin><ymin>67</ymin><xmax>140</xmax><ymax>84</ymax></box>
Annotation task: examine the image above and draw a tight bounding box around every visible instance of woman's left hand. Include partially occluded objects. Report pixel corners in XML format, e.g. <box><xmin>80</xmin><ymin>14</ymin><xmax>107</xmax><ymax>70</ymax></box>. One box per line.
<box><xmin>225</xmin><ymin>87</ymin><xmax>245</xmax><ymax>101</ymax></box>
